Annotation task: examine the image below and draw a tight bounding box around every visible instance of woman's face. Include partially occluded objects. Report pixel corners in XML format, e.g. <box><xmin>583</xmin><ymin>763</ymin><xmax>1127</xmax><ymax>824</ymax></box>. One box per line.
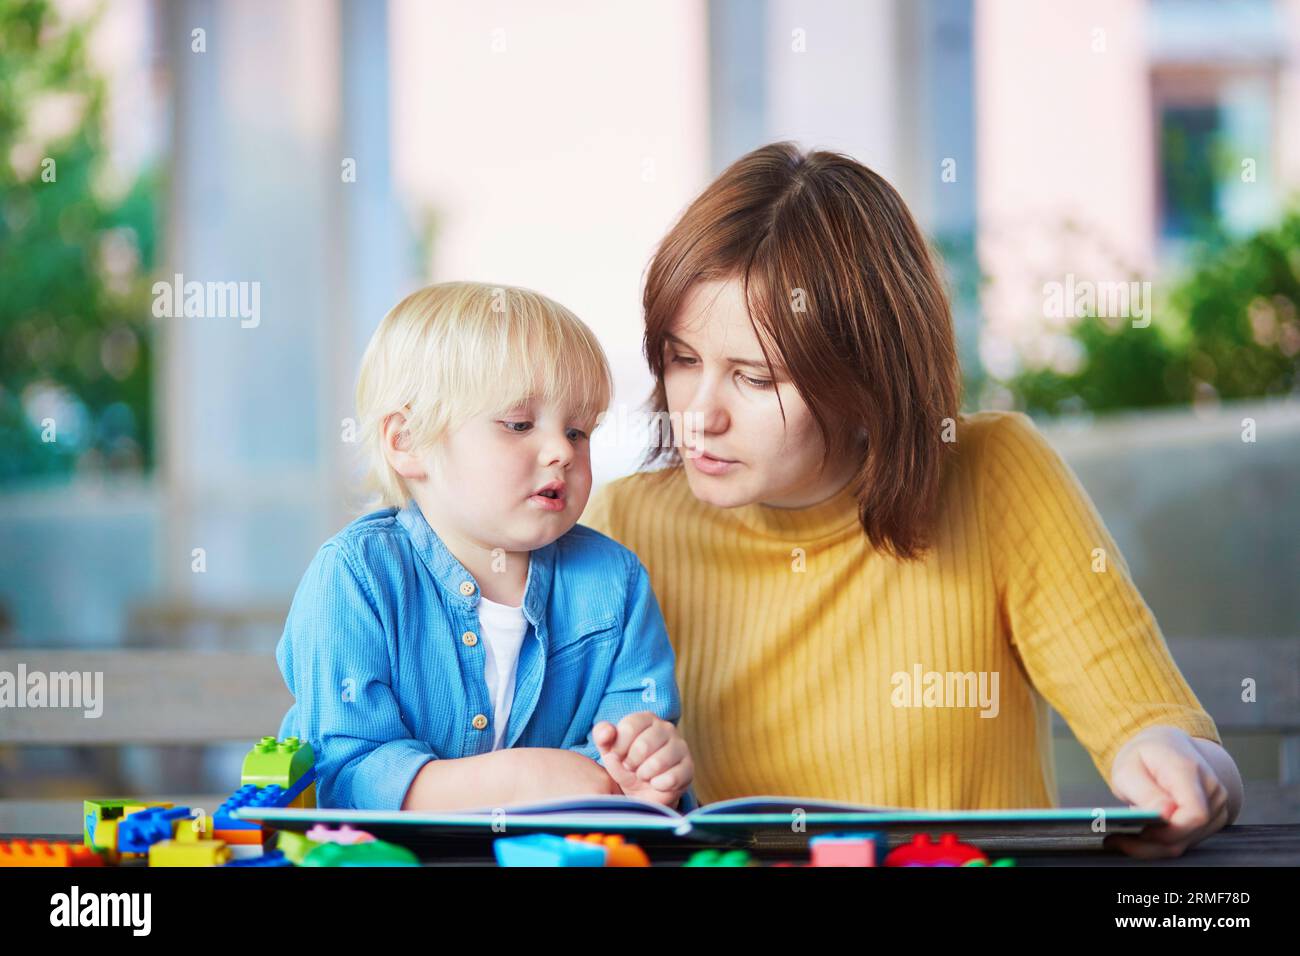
<box><xmin>661</xmin><ymin>277</ymin><xmax>858</xmax><ymax>509</ymax></box>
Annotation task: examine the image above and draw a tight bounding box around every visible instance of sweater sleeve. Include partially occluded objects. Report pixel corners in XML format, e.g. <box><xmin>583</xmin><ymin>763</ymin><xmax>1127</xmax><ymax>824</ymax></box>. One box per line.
<box><xmin>978</xmin><ymin>412</ymin><xmax>1220</xmax><ymax>784</ymax></box>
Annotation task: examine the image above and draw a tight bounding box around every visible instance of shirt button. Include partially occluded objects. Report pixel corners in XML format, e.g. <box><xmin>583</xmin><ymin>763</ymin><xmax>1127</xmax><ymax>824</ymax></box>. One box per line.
<box><xmin>459</xmin><ymin>581</ymin><xmax>476</xmax><ymax>596</ymax></box>
<box><xmin>462</xmin><ymin>631</ymin><xmax>478</xmax><ymax>647</ymax></box>
<box><xmin>471</xmin><ymin>714</ymin><xmax>488</xmax><ymax>730</ymax></box>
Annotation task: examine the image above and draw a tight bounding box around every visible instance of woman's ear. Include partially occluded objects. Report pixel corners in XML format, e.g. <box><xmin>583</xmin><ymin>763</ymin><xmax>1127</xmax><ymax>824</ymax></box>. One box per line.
<box><xmin>382</xmin><ymin>410</ymin><xmax>427</xmax><ymax>481</ymax></box>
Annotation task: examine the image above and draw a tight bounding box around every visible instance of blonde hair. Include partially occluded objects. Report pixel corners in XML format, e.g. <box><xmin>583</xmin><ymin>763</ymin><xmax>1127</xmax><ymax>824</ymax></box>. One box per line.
<box><xmin>355</xmin><ymin>281</ymin><xmax>613</xmax><ymax>509</ymax></box>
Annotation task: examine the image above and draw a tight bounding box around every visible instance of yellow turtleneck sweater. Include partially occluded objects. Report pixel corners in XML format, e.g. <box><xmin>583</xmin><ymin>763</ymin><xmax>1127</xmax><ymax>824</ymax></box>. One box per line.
<box><xmin>579</xmin><ymin>410</ymin><xmax>1219</xmax><ymax>809</ymax></box>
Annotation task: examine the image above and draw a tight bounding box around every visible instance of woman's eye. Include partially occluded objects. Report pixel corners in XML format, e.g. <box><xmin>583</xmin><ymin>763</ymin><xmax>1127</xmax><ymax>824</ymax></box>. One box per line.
<box><xmin>502</xmin><ymin>421</ymin><xmax>532</xmax><ymax>433</ymax></box>
<box><xmin>740</xmin><ymin>373</ymin><xmax>774</xmax><ymax>389</ymax></box>
<box><xmin>670</xmin><ymin>354</ymin><xmax>698</xmax><ymax>367</ymax></box>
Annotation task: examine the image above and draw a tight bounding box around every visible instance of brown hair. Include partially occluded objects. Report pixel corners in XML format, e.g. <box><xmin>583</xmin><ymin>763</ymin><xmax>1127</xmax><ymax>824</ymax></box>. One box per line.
<box><xmin>639</xmin><ymin>142</ymin><xmax>962</xmax><ymax>560</ymax></box>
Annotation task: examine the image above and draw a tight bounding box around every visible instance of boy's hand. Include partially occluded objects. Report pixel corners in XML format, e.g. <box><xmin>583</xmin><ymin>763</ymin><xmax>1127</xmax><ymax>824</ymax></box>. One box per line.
<box><xmin>1103</xmin><ymin>725</ymin><xmax>1237</xmax><ymax>859</ymax></box>
<box><xmin>507</xmin><ymin>748</ymin><xmax>623</xmax><ymax>803</ymax></box>
<box><xmin>592</xmin><ymin>712</ymin><xmax>693</xmax><ymax>808</ymax></box>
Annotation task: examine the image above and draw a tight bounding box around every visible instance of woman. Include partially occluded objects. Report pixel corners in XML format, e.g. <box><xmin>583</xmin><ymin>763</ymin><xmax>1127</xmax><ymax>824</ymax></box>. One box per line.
<box><xmin>582</xmin><ymin>142</ymin><xmax>1242</xmax><ymax>858</ymax></box>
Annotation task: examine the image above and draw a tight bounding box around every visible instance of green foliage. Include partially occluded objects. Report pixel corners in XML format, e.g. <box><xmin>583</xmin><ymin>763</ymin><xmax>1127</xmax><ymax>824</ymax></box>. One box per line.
<box><xmin>0</xmin><ymin>0</ymin><xmax>158</xmax><ymax>484</ymax></box>
<box><xmin>1000</xmin><ymin>209</ymin><xmax>1300</xmax><ymax>416</ymax></box>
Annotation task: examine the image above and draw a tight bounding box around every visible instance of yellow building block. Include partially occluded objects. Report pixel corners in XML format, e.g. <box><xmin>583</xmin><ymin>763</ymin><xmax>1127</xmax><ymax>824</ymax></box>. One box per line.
<box><xmin>288</xmin><ymin>780</ymin><xmax>317</xmax><ymax>809</ymax></box>
<box><xmin>172</xmin><ymin>812</ymin><xmax>214</xmax><ymax>842</ymax></box>
<box><xmin>149</xmin><ymin>839</ymin><xmax>231</xmax><ymax>867</ymax></box>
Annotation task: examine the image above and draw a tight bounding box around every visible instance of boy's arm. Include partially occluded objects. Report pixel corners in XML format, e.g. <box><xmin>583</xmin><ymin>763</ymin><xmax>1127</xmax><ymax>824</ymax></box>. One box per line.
<box><xmin>402</xmin><ymin>747</ymin><xmax>622</xmax><ymax>811</ymax></box>
<box><xmin>278</xmin><ymin>542</ymin><xmax>439</xmax><ymax>810</ymax></box>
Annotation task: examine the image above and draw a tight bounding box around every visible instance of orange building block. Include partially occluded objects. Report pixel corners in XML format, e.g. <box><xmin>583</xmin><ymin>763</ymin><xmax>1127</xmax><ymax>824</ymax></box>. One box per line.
<box><xmin>1</xmin><ymin>840</ymin><xmax>105</xmax><ymax>867</ymax></box>
<box><xmin>213</xmin><ymin>828</ymin><xmax>264</xmax><ymax>846</ymax></box>
<box><xmin>564</xmin><ymin>833</ymin><xmax>650</xmax><ymax>867</ymax></box>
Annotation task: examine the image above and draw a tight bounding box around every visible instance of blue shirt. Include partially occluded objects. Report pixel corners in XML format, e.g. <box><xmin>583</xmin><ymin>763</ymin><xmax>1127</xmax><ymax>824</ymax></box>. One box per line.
<box><xmin>275</xmin><ymin>500</ymin><xmax>698</xmax><ymax>813</ymax></box>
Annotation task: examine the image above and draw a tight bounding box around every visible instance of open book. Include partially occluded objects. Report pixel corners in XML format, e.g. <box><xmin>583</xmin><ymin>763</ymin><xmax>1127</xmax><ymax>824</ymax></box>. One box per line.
<box><xmin>242</xmin><ymin>793</ymin><xmax>1162</xmax><ymax>842</ymax></box>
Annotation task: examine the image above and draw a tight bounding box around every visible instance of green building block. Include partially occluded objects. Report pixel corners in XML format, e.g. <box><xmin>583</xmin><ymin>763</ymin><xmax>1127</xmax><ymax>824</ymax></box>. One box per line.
<box><xmin>83</xmin><ymin>798</ymin><xmax>173</xmax><ymax>849</ymax></box>
<box><xmin>300</xmin><ymin>840</ymin><xmax>420</xmax><ymax>867</ymax></box>
<box><xmin>274</xmin><ymin>830</ymin><xmax>322</xmax><ymax>865</ymax></box>
<box><xmin>241</xmin><ymin>736</ymin><xmax>315</xmax><ymax>790</ymax></box>
<box><xmin>684</xmin><ymin>848</ymin><xmax>755</xmax><ymax>867</ymax></box>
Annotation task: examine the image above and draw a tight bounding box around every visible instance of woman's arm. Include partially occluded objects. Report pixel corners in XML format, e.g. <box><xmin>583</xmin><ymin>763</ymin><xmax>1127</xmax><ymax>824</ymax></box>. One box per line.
<box><xmin>977</xmin><ymin>413</ymin><xmax>1235</xmax><ymax>856</ymax></box>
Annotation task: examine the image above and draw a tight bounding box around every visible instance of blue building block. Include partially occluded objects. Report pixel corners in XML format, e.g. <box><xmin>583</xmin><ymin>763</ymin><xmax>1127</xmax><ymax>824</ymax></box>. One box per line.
<box><xmin>117</xmin><ymin>807</ymin><xmax>194</xmax><ymax>853</ymax></box>
<box><xmin>224</xmin><ymin>849</ymin><xmax>295</xmax><ymax>867</ymax></box>
<box><xmin>493</xmin><ymin>833</ymin><xmax>607</xmax><ymax>867</ymax></box>
<box><xmin>214</xmin><ymin>784</ymin><xmax>294</xmax><ymax>831</ymax></box>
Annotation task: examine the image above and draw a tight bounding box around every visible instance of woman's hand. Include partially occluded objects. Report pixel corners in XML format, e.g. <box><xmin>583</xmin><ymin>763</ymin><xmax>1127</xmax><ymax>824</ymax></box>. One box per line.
<box><xmin>593</xmin><ymin>712</ymin><xmax>694</xmax><ymax>808</ymax></box>
<box><xmin>1103</xmin><ymin>725</ymin><xmax>1243</xmax><ymax>859</ymax></box>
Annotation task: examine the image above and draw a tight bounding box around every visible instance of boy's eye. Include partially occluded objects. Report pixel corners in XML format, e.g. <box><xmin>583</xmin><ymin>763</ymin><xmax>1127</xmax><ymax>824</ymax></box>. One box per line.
<box><xmin>567</xmin><ymin>428</ymin><xmax>589</xmax><ymax>441</ymax></box>
<box><xmin>502</xmin><ymin>421</ymin><xmax>532</xmax><ymax>433</ymax></box>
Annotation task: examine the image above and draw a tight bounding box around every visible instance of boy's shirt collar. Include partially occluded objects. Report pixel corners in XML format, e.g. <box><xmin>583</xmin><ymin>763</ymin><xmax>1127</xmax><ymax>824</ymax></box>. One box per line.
<box><xmin>395</xmin><ymin>498</ymin><xmax>556</xmax><ymax>628</ymax></box>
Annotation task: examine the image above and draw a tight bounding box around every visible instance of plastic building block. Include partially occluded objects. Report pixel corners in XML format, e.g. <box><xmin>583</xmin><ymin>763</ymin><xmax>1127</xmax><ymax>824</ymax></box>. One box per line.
<box><xmin>884</xmin><ymin>833</ymin><xmax>988</xmax><ymax>867</ymax></box>
<box><xmin>89</xmin><ymin>819</ymin><xmax>121</xmax><ymax>856</ymax></box>
<box><xmin>117</xmin><ymin>807</ymin><xmax>195</xmax><ymax>854</ymax></box>
<box><xmin>148</xmin><ymin>839</ymin><xmax>231</xmax><ymax>867</ymax></box>
<box><xmin>274</xmin><ymin>831</ymin><xmax>322</xmax><ymax>865</ymax></box>
<box><xmin>300</xmin><ymin>840</ymin><xmax>420</xmax><ymax>867</ymax></box>
<box><xmin>83</xmin><ymin>798</ymin><xmax>173</xmax><ymax>849</ymax></box>
<box><xmin>563</xmin><ymin>833</ymin><xmax>650</xmax><ymax>867</ymax></box>
<box><xmin>172</xmin><ymin>811</ymin><xmax>213</xmax><ymax>842</ymax></box>
<box><xmin>684</xmin><ymin>848</ymin><xmax>756</xmax><ymax>867</ymax></box>
<box><xmin>213</xmin><ymin>828</ymin><xmax>266</xmax><ymax>846</ymax></box>
<box><xmin>214</xmin><ymin>783</ymin><xmax>296</xmax><ymax>832</ymax></box>
<box><xmin>304</xmin><ymin>824</ymin><xmax>376</xmax><ymax>845</ymax></box>
<box><xmin>242</xmin><ymin>736</ymin><xmax>316</xmax><ymax>793</ymax></box>
<box><xmin>288</xmin><ymin>779</ymin><xmax>317</xmax><ymax>809</ymax></box>
<box><xmin>224</xmin><ymin>849</ymin><xmax>294</xmax><ymax>867</ymax></box>
<box><xmin>962</xmin><ymin>857</ymin><xmax>1017</xmax><ymax>867</ymax></box>
<box><xmin>809</xmin><ymin>830</ymin><xmax>887</xmax><ymax>867</ymax></box>
<box><xmin>1</xmin><ymin>840</ymin><xmax>105</xmax><ymax>867</ymax></box>
<box><xmin>493</xmin><ymin>834</ymin><xmax>606</xmax><ymax>867</ymax></box>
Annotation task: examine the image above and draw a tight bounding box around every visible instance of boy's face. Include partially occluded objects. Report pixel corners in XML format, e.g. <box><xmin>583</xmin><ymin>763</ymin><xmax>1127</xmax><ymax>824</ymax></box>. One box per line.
<box><xmin>415</xmin><ymin>395</ymin><xmax>595</xmax><ymax>555</ymax></box>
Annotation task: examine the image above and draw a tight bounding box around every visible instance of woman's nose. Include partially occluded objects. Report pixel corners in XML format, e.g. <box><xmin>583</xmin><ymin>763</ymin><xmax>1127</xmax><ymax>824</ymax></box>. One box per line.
<box><xmin>683</xmin><ymin>378</ymin><xmax>729</xmax><ymax>440</ymax></box>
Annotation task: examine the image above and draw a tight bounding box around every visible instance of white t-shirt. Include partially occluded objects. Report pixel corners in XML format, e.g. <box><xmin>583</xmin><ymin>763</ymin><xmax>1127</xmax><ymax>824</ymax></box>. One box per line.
<box><xmin>476</xmin><ymin>595</ymin><xmax>530</xmax><ymax>750</ymax></box>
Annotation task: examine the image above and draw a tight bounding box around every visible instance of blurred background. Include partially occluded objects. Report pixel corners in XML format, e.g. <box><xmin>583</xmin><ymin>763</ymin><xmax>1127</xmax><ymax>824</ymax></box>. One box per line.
<box><xmin>1</xmin><ymin>0</ymin><xmax>1297</xmax><ymax>830</ymax></box>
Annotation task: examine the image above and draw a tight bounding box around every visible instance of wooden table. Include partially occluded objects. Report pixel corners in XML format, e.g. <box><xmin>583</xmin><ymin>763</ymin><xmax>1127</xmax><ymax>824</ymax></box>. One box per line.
<box><xmin>4</xmin><ymin>824</ymin><xmax>1296</xmax><ymax>866</ymax></box>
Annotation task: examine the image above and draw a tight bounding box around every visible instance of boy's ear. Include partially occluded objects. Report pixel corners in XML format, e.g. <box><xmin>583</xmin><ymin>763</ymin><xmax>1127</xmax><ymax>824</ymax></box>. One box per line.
<box><xmin>382</xmin><ymin>410</ymin><xmax>427</xmax><ymax>481</ymax></box>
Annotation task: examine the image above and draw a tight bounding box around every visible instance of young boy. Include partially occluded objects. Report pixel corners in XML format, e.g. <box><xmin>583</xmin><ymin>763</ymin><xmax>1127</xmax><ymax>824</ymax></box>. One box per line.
<box><xmin>275</xmin><ymin>282</ymin><xmax>695</xmax><ymax>812</ymax></box>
